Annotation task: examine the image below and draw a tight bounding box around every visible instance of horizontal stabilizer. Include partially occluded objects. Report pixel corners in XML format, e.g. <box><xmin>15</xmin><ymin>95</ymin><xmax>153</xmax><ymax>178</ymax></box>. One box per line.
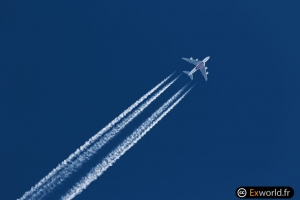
<box><xmin>183</xmin><ymin>71</ymin><xmax>193</xmax><ymax>80</ymax></box>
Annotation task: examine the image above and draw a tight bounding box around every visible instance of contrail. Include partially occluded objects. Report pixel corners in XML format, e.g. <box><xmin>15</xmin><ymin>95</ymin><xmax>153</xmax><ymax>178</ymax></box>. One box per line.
<box><xmin>61</xmin><ymin>84</ymin><xmax>194</xmax><ymax>200</ymax></box>
<box><xmin>18</xmin><ymin>72</ymin><xmax>175</xmax><ymax>200</ymax></box>
<box><xmin>24</xmin><ymin>74</ymin><xmax>181</xmax><ymax>200</ymax></box>
<box><xmin>30</xmin><ymin>75</ymin><xmax>181</xmax><ymax>199</ymax></box>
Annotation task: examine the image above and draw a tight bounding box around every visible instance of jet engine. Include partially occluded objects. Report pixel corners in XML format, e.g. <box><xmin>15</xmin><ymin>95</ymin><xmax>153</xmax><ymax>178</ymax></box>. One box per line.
<box><xmin>190</xmin><ymin>57</ymin><xmax>193</xmax><ymax>60</ymax></box>
<box><xmin>195</xmin><ymin>58</ymin><xmax>198</xmax><ymax>61</ymax></box>
<box><xmin>205</xmin><ymin>67</ymin><xmax>208</xmax><ymax>70</ymax></box>
<box><xmin>206</xmin><ymin>72</ymin><xmax>209</xmax><ymax>75</ymax></box>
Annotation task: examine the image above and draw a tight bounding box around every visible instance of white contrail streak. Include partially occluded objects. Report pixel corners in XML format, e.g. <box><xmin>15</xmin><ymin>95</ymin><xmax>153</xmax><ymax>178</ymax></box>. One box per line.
<box><xmin>18</xmin><ymin>72</ymin><xmax>175</xmax><ymax>200</ymax></box>
<box><xmin>61</xmin><ymin>84</ymin><xmax>194</xmax><ymax>200</ymax></box>
<box><xmin>26</xmin><ymin>74</ymin><xmax>181</xmax><ymax>200</ymax></box>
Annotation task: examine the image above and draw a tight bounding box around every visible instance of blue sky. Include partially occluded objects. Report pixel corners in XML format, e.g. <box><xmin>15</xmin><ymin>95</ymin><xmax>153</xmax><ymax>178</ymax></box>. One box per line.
<box><xmin>0</xmin><ymin>1</ymin><xmax>299</xmax><ymax>199</ymax></box>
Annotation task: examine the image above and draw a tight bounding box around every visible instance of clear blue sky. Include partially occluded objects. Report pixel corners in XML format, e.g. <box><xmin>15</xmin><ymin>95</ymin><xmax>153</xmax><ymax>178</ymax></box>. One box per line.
<box><xmin>1</xmin><ymin>1</ymin><xmax>299</xmax><ymax>199</ymax></box>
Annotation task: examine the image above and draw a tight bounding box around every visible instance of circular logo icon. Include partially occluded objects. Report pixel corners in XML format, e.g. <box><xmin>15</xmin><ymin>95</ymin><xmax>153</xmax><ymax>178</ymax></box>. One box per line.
<box><xmin>237</xmin><ymin>188</ymin><xmax>247</xmax><ymax>198</ymax></box>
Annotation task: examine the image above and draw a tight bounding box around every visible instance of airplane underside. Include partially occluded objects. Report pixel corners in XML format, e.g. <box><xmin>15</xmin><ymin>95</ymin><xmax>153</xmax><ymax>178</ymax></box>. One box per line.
<box><xmin>182</xmin><ymin>56</ymin><xmax>210</xmax><ymax>81</ymax></box>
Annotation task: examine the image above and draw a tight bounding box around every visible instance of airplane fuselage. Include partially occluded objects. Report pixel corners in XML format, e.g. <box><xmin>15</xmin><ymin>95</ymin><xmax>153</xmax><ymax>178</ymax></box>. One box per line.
<box><xmin>189</xmin><ymin>62</ymin><xmax>204</xmax><ymax>75</ymax></box>
<box><xmin>188</xmin><ymin>56</ymin><xmax>209</xmax><ymax>76</ymax></box>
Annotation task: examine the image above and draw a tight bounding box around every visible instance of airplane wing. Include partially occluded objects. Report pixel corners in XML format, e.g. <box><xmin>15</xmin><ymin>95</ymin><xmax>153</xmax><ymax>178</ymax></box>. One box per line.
<box><xmin>182</xmin><ymin>57</ymin><xmax>201</xmax><ymax>66</ymax></box>
<box><xmin>200</xmin><ymin>65</ymin><xmax>208</xmax><ymax>81</ymax></box>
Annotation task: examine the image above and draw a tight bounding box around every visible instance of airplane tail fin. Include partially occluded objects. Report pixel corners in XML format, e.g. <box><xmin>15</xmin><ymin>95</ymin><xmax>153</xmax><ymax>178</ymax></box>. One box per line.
<box><xmin>183</xmin><ymin>71</ymin><xmax>193</xmax><ymax>80</ymax></box>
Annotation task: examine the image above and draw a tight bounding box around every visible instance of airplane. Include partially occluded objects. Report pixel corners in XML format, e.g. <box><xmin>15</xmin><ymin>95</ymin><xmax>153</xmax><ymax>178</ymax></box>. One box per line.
<box><xmin>182</xmin><ymin>56</ymin><xmax>210</xmax><ymax>81</ymax></box>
